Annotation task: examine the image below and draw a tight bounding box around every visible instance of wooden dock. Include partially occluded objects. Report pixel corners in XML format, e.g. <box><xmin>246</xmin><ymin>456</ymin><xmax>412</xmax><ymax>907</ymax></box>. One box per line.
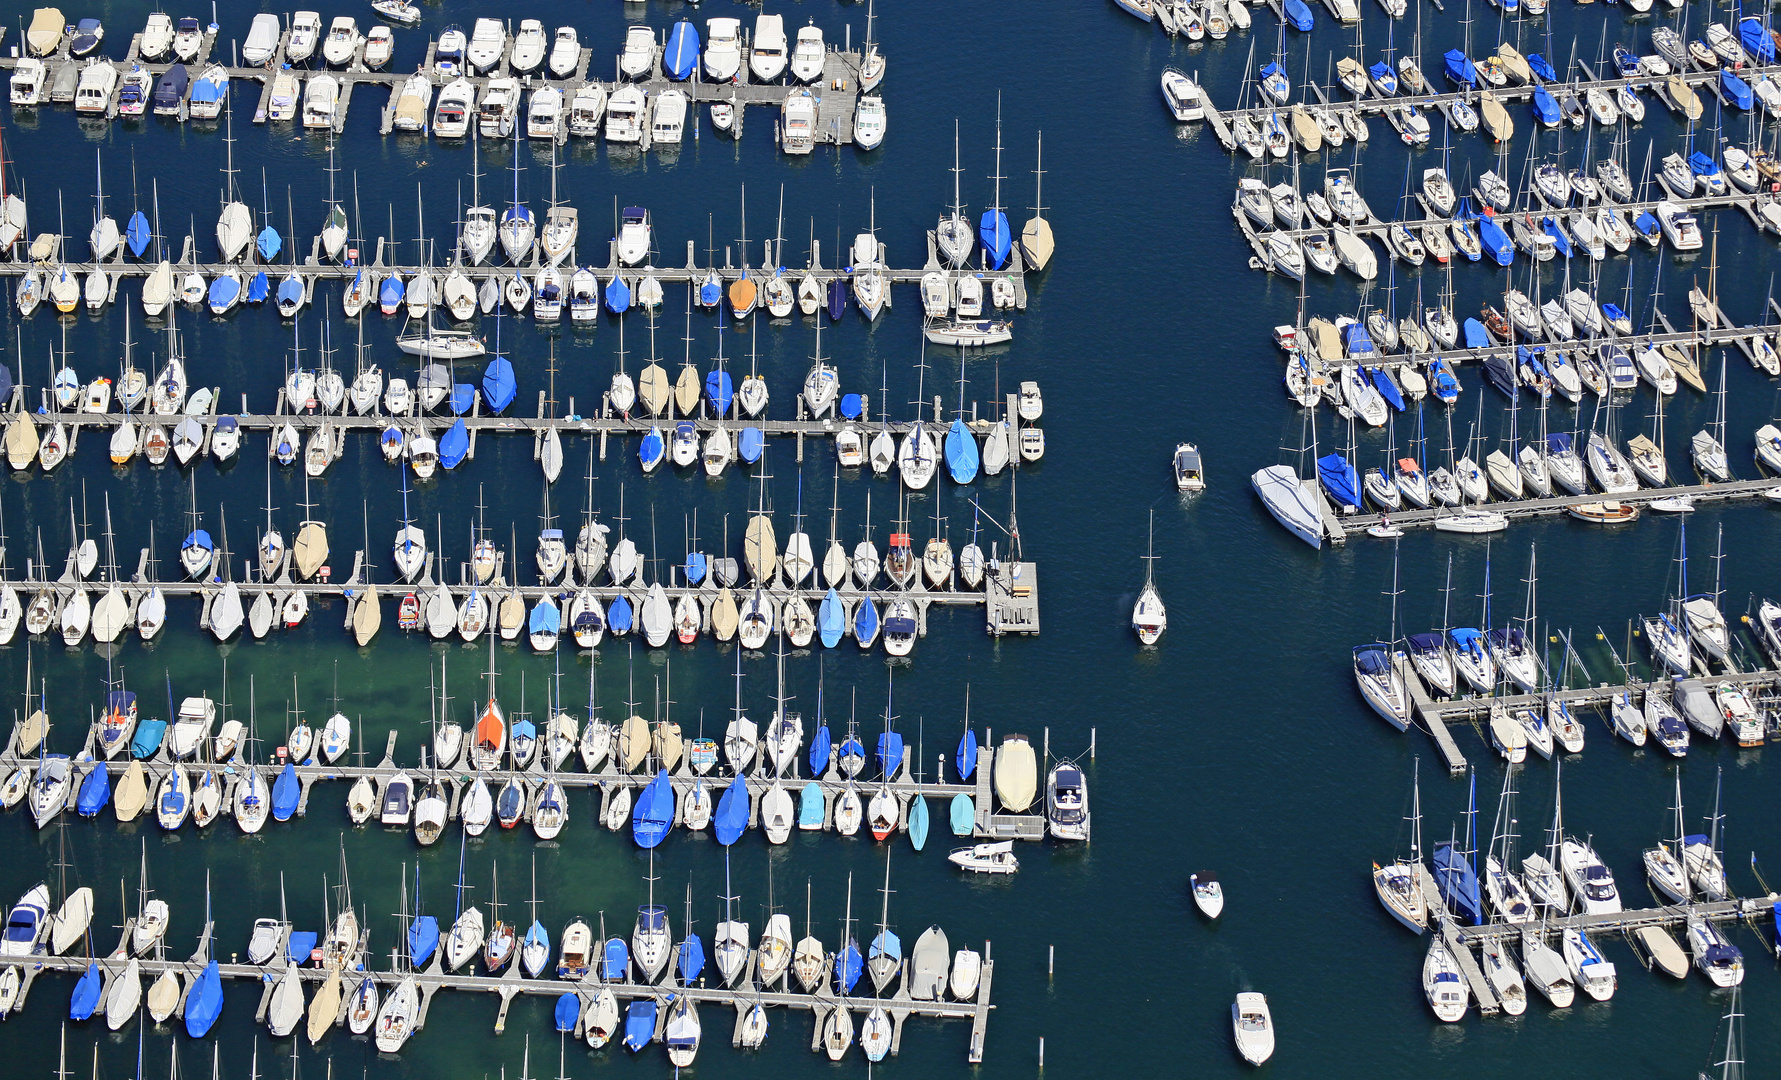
<box><xmin>1396</xmin><ymin>655</ymin><xmax>1468</xmax><ymax>774</ymax></box>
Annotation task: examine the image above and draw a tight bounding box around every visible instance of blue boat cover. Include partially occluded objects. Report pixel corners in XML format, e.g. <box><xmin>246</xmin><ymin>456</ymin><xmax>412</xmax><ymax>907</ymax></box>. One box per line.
<box><xmin>824</xmin><ymin>281</ymin><xmax>846</xmax><ymax>322</ymax></box>
<box><xmin>191</xmin><ymin>73</ymin><xmax>227</xmax><ymax>104</ymax></box>
<box><xmin>1368</xmin><ymin>61</ymin><xmax>1396</xmax><ymax>90</ymax></box>
<box><xmin>623</xmin><ymin>999</ymin><xmax>658</xmax><ymax>1051</ymax></box>
<box><xmin>285</xmin><ymin>930</ymin><xmax>318</xmax><ymax>963</ymax></box>
<box><xmin>957</xmin><ymin>729</ymin><xmax>978</xmax><ymax>780</ymax></box>
<box><xmin>152</xmin><ymin>65</ymin><xmax>188</xmax><ymax>109</ymax></box>
<box><xmin>808</xmin><ymin>724</ymin><xmax>832</xmax><ymax>774</ymax></box>
<box><xmin>715</xmin><ymin>778</ymin><xmax>749</xmax><ymax>845</ymax></box>
<box><xmin>258</xmin><ymin>225</ymin><xmax>282</xmax><ymax>262</ymax></box>
<box><xmin>602</xmin><ymin>937</ymin><xmax>629</xmax><ymax>981</ymax></box>
<box><xmin>69</xmin><ymin>963</ymin><xmax>102</xmax><ymax>1020</ymax></box>
<box><xmin>1482</xmin><ymin>353</ymin><xmax>1515</xmax><ymax>396</ymax></box>
<box><xmin>1460</xmin><ymin>320</ymin><xmax>1490</xmax><ymax>352</ymax></box>
<box><xmin>76</xmin><ymin>761</ymin><xmax>110</xmax><ymax>816</ymax></box>
<box><xmin>554</xmin><ymin>991</ymin><xmax>580</xmax><ymax>1032</ymax></box>
<box><xmin>1406</xmin><ymin>632</ymin><xmax>1444</xmax><ymax>654</ymax></box>
<box><xmin>609</xmin><ymin>595</ymin><xmax>633</xmax><ymax>634</ymax></box>
<box><xmin>409</xmin><ymin>915</ymin><xmax>438</xmax><ymax>967</ymax></box>
<box><xmin>131</xmin><ymin>717</ymin><xmax>167</xmax><ymax>759</ymax></box>
<box><xmin>854</xmin><ymin>595</ymin><xmax>879</xmax><ymax>645</ymax></box>
<box><xmin>1342</xmin><ymin>323</ymin><xmax>1376</xmax><ymax>359</ymax></box>
<box><xmin>529</xmin><ymin>598</ymin><xmax>560</xmax><ymax>635</ymax></box>
<box><xmin>1428</xmin><ymin>358</ymin><xmax>1460</xmax><ymax>402</ymax></box>
<box><xmin>1689</xmin><ymin>151</ymin><xmax>1722</xmax><ymax>179</ymax></box>
<box><xmin>738</xmin><ymin>426</ymin><xmax>764</xmax><ymax>463</ymax></box>
<box><xmin>834</xmin><ymin>939</ymin><xmax>862</xmax><ymax>993</ymax></box>
<box><xmin>1602</xmin><ymin>301</ymin><xmax>1627</xmax><ymax>324</ymax></box>
<box><xmin>1633</xmin><ymin>210</ymin><xmax>1660</xmax><ymax>238</ymax></box>
<box><xmin>877</xmin><ymin>732</ymin><xmax>904</xmax><ymax>777</ymax></box>
<box><xmin>699</xmin><ymin>274</ymin><xmax>722</xmax><ymax>307</ymax></box>
<box><xmin>799</xmin><ymin>781</ymin><xmax>824</xmax><ymax>827</ymax></box>
<box><xmin>126</xmin><ymin>211</ymin><xmax>151</xmax><ymax>258</ymax></box>
<box><xmin>1743</xmin><ymin>17</ymin><xmax>1776</xmax><ymax>62</ymax></box>
<box><xmin>1282</xmin><ymin>0</ymin><xmax>1314</xmax><ymax>30</ymax></box>
<box><xmin>1540</xmin><ymin>217</ymin><xmax>1571</xmax><ymax>258</ymax></box>
<box><xmin>840</xmin><ymin>393</ymin><xmax>864</xmax><ymax>420</ymax></box>
<box><xmin>1443</xmin><ymin>49</ymin><xmax>1477</xmax><ymax>87</ymax></box>
<box><xmin>677</xmin><ymin>932</ymin><xmax>705</xmax><ymax>982</ymax></box>
<box><xmin>1530</xmin><ymin>84</ymin><xmax>1559</xmax><ymax>125</ymax></box>
<box><xmin>945</xmin><ymin>419</ymin><xmax>979</xmax><ymax>483</ymax></box>
<box><xmin>276</xmin><ymin>273</ymin><xmax>302</xmax><ymax>308</ymax></box>
<box><xmin>1316</xmin><ymin>453</ymin><xmax>1360</xmax><ymax>510</ymax></box>
<box><xmin>185</xmin><ymin>961</ymin><xmax>223</xmax><ymax>1037</ymax></box>
<box><xmin>439</xmin><ymin>419</ymin><xmax>470</xmax><ymax>469</ymax></box>
<box><xmin>665</xmin><ymin>21</ymin><xmax>701</xmax><ymax>80</ymax></box>
<box><xmin>184</xmin><ymin>529</ymin><xmax>213</xmax><ymax>555</ymax></box>
<box><xmin>978</xmin><ymin>209</ymin><xmax>1011</xmax><ymax>270</ymax></box>
<box><xmin>449</xmin><ymin>383</ymin><xmax>476</xmax><ymax>416</ymax></box>
<box><xmin>272</xmin><ymin>762</ymin><xmax>299</xmax><ymax>821</ymax></box>
<box><xmin>1433</xmin><ymin>842</ymin><xmax>1483</xmax><ymax>925</ymax></box>
<box><xmin>685</xmin><ymin>551</ymin><xmax>707</xmax><ymax>585</ymax></box>
<box><xmin>638</xmin><ymin>426</ymin><xmax>664</xmax><ymax>469</ymax></box>
<box><xmin>482</xmin><ymin>355</ymin><xmax>516</xmax><ymax>412</ymax></box>
<box><xmin>1354</xmin><ymin>647</ymin><xmax>1390</xmax><ymax>676</ymax></box>
<box><xmin>1478</xmin><ymin>212</ymin><xmax>1514</xmax><ymax>265</ymax></box>
<box><xmin>908</xmin><ymin>793</ymin><xmax>929</xmax><ymax>851</ymax></box>
<box><xmin>1721</xmin><ymin>69</ymin><xmax>1752</xmax><ymax>110</ymax></box>
<box><xmin>1365</xmin><ymin>367</ymin><xmax>1404</xmax><ymax>411</ymax></box>
<box><xmin>1546</xmin><ymin>432</ymin><xmax>1573</xmax><ymax>456</ymax></box>
<box><xmin>379</xmin><ymin>276</ymin><xmax>404</xmax><ymax>308</ymax></box>
<box><xmin>705</xmin><ymin>369</ymin><xmax>732</xmax><ymax>415</ymax></box>
<box><xmin>245</xmin><ymin>272</ymin><xmax>269</xmax><ymax>304</ymax></box>
<box><xmin>950</xmin><ymin>792</ymin><xmax>974</xmax><ymax>835</ymax></box>
<box><xmin>819</xmin><ymin>589</ymin><xmax>845</xmax><ymax>647</ymax></box>
<box><xmin>870</xmin><ymin>929</ymin><xmax>902</xmax><ymax>968</ymax></box>
<box><xmin>1527</xmin><ymin>52</ymin><xmax>1557</xmax><ymax>82</ymax></box>
<box><xmin>208</xmin><ymin>275</ymin><xmax>239</xmax><ymax>309</ymax></box>
<box><xmin>604</xmin><ymin>275</ymin><xmax>631</xmax><ymax>313</ymax></box>
<box><xmin>631</xmin><ymin>769</ymin><xmax>674</xmax><ymax>848</ymax></box>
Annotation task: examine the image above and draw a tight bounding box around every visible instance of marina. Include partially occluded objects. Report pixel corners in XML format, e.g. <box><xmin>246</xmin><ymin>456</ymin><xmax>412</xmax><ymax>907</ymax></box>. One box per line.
<box><xmin>2</xmin><ymin>17</ymin><xmax>880</xmax><ymax>147</ymax></box>
<box><xmin>4</xmin><ymin>0</ymin><xmax>1781</xmax><ymax>1075</ymax></box>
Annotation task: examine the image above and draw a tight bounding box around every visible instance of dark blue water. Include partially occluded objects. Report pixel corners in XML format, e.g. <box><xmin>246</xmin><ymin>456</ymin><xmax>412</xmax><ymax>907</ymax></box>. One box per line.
<box><xmin>1</xmin><ymin>0</ymin><xmax>1779</xmax><ymax>1076</ymax></box>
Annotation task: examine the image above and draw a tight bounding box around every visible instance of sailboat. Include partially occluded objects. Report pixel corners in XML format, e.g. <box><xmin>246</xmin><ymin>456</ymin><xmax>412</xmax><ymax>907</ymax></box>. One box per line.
<box><xmin>1643</xmin><ymin>774</ymin><xmax>1693</xmax><ymax>904</ymax></box>
<box><xmin>1373</xmin><ymin>759</ymin><xmax>1429</xmax><ymax>933</ymax></box>
<box><xmin>936</xmin><ymin>121</ymin><xmax>973</xmax><ymax>267</ymax></box>
<box><xmin>1433</xmin><ymin>770</ymin><xmax>1482</xmax><ymax>925</ymax></box>
<box><xmin>1132</xmin><ymin>511</ymin><xmax>1165</xmax><ymax>644</ymax></box>
<box><xmin>1019</xmin><ymin>132</ymin><xmax>1053</xmax><ymax>270</ymax></box>
<box><xmin>979</xmin><ymin>98</ymin><xmax>1011</xmax><ymax>270</ymax></box>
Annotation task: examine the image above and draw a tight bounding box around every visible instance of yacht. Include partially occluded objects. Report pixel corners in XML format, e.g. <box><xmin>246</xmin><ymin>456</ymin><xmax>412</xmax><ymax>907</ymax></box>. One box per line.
<box><xmin>1559</xmin><ymin>838</ymin><xmax>1622</xmax><ymax>914</ymax></box>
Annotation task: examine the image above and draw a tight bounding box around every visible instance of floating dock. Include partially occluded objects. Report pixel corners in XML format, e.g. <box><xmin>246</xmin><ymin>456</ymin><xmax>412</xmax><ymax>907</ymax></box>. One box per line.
<box><xmin>3</xmin><ymin>22</ymin><xmax>876</xmax><ymax>146</ymax></box>
<box><xmin>1</xmin><ymin>718</ymin><xmax>1056</xmax><ymax>846</ymax></box>
<box><xmin>0</xmin><ymin>915</ymin><xmax>994</xmax><ymax>1062</ymax></box>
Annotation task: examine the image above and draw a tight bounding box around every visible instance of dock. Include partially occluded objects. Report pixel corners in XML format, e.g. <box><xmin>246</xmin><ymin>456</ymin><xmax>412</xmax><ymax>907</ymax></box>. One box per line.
<box><xmin>2</xmin><ymin>229</ymin><xmax>1030</xmax><ymax>315</ymax></box>
<box><xmin>1</xmin><ymin>23</ymin><xmax>878</xmax><ymax>148</ymax></box>
<box><xmin>0</xmin><ymin>917</ymin><xmax>994</xmax><ymax>1061</ymax></box>
<box><xmin>1347</xmin><ymin>478</ymin><xmax>1781</xmax><ymax>535</ymax></box>
<box><xmin>0</xmin><ymin>710</ymin><xmax>1051</xmax><ymax>845</ymax></box>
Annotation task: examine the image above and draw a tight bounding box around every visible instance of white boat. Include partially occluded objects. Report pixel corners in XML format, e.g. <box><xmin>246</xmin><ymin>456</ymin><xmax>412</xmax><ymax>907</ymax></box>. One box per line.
<box><xmin>1191</xmin><ymin>872</ymin><xmax>1224</xmax><ymax>919</ymax></box>
<box><xmin>1560</xmin><ymin>838</ymin><xmax>1622</xmax><ymax>914</ymax></box>
<box><xmin>1251</xmin><ymin>465</ymin><xmax>1322</xmax><ymax>548</ymax></box>
<box><xmin>1231</xmin><ymin>992</ymin><xmax>1275</xmax><ymax>1065</ymax></box>
<box><xmin>750</xmin><ymin>15</ymin><xmax>788</xmax><ymax>82</ymax></box>
<box><xmin>1562</xmin><ymin>928</ymin><xmax>1616</xmax><ymax>1000</ymax></box>
<box><xmin>1684</xmin><ymin>916</ymin><xmax>1744</xmax><ymax>987</ymax></box>
<box><xmin>1422</xmin><ymin>933</ymin><xmax>1469</xmax><ymax>1021</ymax></box>
<box><xmin>947</xmin><ymin>841</ymin><xmax>1019</xmax><ymax>875</ymax></box>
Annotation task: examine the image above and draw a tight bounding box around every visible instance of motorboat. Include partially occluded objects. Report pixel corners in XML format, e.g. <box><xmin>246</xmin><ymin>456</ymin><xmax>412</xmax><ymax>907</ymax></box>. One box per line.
<box><xmin>947</xmin><ymin>841</ymin><xmax>1018</xmax><ymax>875</ymax></box>
<box><xmin>1231</xmin><ymin>993</ymin><xmax>1275</xmax><ymax>1065</ymax></box>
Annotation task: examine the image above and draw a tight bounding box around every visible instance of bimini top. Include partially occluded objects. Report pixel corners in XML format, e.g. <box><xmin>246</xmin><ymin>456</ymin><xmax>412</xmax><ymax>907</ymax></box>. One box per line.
<box><xmin>1353</xmin><ymin>646</ymin><xmax>1391</xmax><ymax>676</ymax></box>
<box><xmin>1448</xmin><ymin>627</ymin><xmax>1486</xmax><ymax>653</ymax></box>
